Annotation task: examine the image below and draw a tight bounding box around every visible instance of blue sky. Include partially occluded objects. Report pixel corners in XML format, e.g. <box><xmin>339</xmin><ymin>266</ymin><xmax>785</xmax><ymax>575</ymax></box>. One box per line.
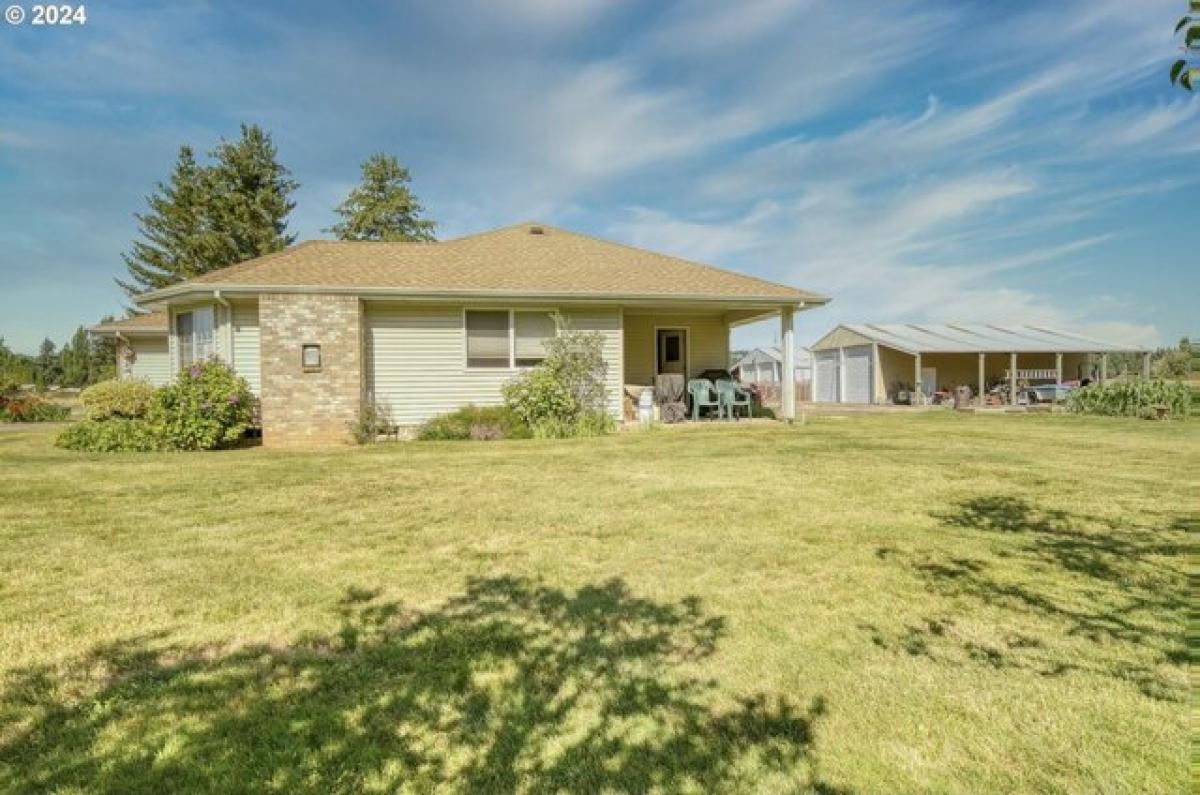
<box><xmin>1</xmin><ymin>0</ymin><xmax>1195</xmax><ymax>353</ymax></box>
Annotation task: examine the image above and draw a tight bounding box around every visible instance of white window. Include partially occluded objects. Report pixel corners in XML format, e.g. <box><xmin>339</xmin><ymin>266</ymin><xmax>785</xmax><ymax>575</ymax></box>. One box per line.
<box><xmin>465</xmin><ymin>310</ymin><xmax>511</xmax><ymax>368</ymax></box>
<box><xmin>465</xmin><ymin>309</ymin><xmax>556</xmax><ymax>369</ymax></box>
<box><xmin>175</xmin><ymin>307</ymin><xmax>215</xmax><ymax>368</ymax></box>
<box><xmin>514</xmin><ymin>311</ymin><xmax>556</xmax><ymax>367</ymax></box>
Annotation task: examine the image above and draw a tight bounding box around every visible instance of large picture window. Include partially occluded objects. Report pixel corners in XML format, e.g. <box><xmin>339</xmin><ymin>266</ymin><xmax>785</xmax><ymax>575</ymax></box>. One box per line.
<box><xmin>175</xmin><ymin>307</ymin><xmax>214</xmax><ymax>368</ymax></box>
<box><xmin>465</xmin><ymin>309</ymin><xmax>556</xmax><ymax>369</ymax></box>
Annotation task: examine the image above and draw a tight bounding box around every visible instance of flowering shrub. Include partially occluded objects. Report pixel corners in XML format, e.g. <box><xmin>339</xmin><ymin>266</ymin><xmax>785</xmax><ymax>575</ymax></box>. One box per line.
<box><xmin>0</xmin><ymin>395</ymin><xmax>71</xmax><ymax>422</ymax></box>
<box><xmin>147</xmin><ymin>360</ymin><xmax>256</xmax><ymax>450</ymax></box>
<box><xmin>502</xmin><ymin>320</ymin><xmax>612</xmax><ymax>438</ymax></box>
<box><xmin>80</xmin><ymin>379</ymin><xmax>157</xmax><ymax>420</ymax></box>
<box><xmin>56</xmin><ymin>419</ymin><xmax>161</xmax><ymax>452</ymax></box>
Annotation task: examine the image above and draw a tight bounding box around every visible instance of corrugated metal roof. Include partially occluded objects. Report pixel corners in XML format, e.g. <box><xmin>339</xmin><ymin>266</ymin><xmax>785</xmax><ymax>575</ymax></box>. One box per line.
<box><xmin>815</xmin><ymin>323</ymin><xmax>1145</xmax><ymax>353</ymax></box>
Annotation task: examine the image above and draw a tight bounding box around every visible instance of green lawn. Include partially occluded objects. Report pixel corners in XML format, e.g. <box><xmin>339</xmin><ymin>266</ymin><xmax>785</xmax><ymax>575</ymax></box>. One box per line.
<box><xmin>0</xmin><ymin>414</ymin><xmax>1194</xmax><ymax>794</ymax></box>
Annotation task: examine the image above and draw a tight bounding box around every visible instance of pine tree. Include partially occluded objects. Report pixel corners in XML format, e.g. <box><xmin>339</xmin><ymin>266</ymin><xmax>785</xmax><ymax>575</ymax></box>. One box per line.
<box><xmin>35</xmin><ymin>338</ymin><xmax>59</xmax><ymax>388</ymax></box>
<box><xmin>117</xmin><ymin>146</ymin><xmax>216</xmax><ymax>296</ymax></box>
<box><xmin>60</xmin><ymin>327</ymin><xmax>91</xmax><ymax>387</ymax></box>
<box><xmin>207</xmin><ymin>124</ymin><xmax>299</xmax><ymax>261</ymax></box>
<box><xmin>327</xmin><ymin>154</ymin><xmax>436</xmax><ymax>242</ymax></box>
<box><xmin>89</xmin><ymin>323</ymin><xmax>117</xmax><ymax>383</ymax></box>
<box><xmin>117</xmin><ymin>125</ymin><xmax>298</xmax><ymax>298</ymax></box>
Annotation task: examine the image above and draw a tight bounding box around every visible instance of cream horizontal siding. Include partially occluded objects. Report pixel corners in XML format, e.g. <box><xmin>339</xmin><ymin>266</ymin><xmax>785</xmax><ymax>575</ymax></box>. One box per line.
<box><xmin>622</xmin><ymin>313</ymin><xmax>730</xmax><ymax>385</ymax></box>
<box><xmin>366</xmin><ymin>303</ymin><xmax>623</xmax><ymax>426</ymax></box>
<box><xmin>231</xmin><ymin>301</ymin><xmax>261</xmax><ymax>394</ymax></box>
<box><xmin>564</xmin><ymin>308</ymin><xmax>623</xmax><ymax>419</ymax></box>
<box><xmin>127</xmin><ymin>338</ymin><xmax>171</xmax><ymax>386</ymax></box>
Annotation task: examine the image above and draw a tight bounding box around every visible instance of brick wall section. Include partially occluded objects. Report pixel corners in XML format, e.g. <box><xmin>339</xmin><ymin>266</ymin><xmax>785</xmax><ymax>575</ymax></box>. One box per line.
<box><xmin>259</xmin><ymin>293</ymin><xmax>362</xmax><ymax>447</ymax></box>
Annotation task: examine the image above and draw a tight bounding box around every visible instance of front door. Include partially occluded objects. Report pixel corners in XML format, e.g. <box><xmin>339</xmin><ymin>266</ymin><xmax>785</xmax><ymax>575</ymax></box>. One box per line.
<box><xmin>656</xmin><ymin>329</ymin><xmax>687</xmax><ymax>377</ymax></box>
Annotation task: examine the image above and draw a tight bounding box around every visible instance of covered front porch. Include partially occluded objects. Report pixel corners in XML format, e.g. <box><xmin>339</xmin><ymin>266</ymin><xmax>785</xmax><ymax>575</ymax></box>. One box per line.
<box><xmin>619</xmin><ymin>304</ymin><xmax>803</xmax><ymax>421</ymax></box>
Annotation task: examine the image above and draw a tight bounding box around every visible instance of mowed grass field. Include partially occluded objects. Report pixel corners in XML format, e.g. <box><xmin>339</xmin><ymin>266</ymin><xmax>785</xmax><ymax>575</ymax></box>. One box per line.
<box><xmin>0</xmin><ymin>413</ymin><xmax>1194</xmax><ymax>794</ymax></box>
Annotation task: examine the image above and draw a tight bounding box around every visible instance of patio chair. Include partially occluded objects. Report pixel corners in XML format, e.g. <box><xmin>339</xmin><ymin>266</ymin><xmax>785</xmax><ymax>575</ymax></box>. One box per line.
<box><xmin>715</xmin><ymin>378</ymin><xmax>752</xmax><ymax>420</ymax></box>
<box><xmin>687</xmin><ymin>378</ymin><xmax>721</xmax><ymax>421</ymax></box>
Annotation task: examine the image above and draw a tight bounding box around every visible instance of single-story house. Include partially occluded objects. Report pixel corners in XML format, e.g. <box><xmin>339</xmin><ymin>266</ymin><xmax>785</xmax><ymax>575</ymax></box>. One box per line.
<box><xmin>810</xmin><ymin>323</ymin><xmax>1149</xmax><ymax>405</ymax></box>
<box><xmin>730</xmin><ymin>346</ymin><xmax>813</xmax><ymax>386</ymax></box>
<box><xmin>120</xmin><ymin>222</ymin><xmax>828</xmax><ymax>446</ymax></box>
<box><xmin>89</xmin><ymin>312</ymin><xmax>171</xmax><ymax>386</ymax></box>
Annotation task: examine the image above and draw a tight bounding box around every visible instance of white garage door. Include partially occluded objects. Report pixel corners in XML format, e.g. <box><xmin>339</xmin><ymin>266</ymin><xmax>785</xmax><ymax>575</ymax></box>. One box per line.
<box><xmin>815</xmin><ymin>351</ymin><xmax>839</xmax><ymax>402</ymax></box>
<box><xmin>843</xmin><ymin>345</ymin><xmax>873</xmax><ymax>404</ymax></box>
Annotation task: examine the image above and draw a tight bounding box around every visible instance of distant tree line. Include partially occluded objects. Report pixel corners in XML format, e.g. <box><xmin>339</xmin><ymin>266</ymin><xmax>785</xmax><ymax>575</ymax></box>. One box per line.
<box><xmin>0</xmin><ymin>328</ymin><xmax>115</xmax><ymax>393</ymax></box>
<box><xmin>1106</xmin><ymin>337</ymin><xmax>1196</xmax><ymax>378</ymax></box>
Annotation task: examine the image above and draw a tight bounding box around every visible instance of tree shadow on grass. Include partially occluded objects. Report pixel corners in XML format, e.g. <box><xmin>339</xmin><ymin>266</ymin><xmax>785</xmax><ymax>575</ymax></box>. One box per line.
<box><xmin>0</xmin><ymin>577</ymin><xmax>844</xmax><ymax>794</ymax></box>
<box><xmin>865</xmin><ymin>498</ymin><xmax>1192</xmax><ymax>703</ymax></box>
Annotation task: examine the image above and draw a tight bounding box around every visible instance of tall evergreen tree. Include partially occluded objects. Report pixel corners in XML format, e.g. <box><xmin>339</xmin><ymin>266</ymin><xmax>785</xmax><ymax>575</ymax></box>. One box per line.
<box><xmin>35</xmin><ymin>338</ymin><xmax>59</xmax><ymax>388</ymax></box>
<box><xmin>117</xmin><ymin>146</ymin><xmax>215</xmax><ymax>296</ymax></box>
<box><xmin>89</xmin><ymin>322</ymin><xmax>117</xmax><ymax>383</ymax></box>
<box><xmin>59</xmin><ymin>327</ymin><xmax>92</xmax><ymax>387</ymax></box>
<box><xmin>117</xmin><ymin>125</ymin><xmax>298</xmax><ymax>298</ymax></box>
<box><xmin>207</xmin><ymin>124</ymin><xmax>299</xmax><ymax>260</ymax></box>
<box><xmin>327</xmin><ymin>154</ymin><xmax>436</xmax><ymax>242</ymax></box>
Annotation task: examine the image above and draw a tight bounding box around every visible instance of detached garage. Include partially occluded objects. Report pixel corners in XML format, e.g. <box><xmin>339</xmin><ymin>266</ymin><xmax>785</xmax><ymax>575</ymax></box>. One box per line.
<box><xmin>810</xmin><ymin>324</ymin><xmax>1149</xmax><ymax>406</ymax></box>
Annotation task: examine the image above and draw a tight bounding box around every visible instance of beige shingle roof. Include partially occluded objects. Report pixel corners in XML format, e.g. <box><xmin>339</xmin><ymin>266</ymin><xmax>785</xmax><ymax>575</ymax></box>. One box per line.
<box><xmin>141</xmin><ymin>223</ymin><xmax>826</xmax><ymax>304</ymax></box>
<box><xmin>89</xmin><ymin>311</ymin><xmax>168</xmax><ymax>335</ymax></box>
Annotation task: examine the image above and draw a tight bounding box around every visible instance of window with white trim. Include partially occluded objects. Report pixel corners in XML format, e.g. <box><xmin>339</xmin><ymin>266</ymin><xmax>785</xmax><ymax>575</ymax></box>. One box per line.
<box><xmin>465</xmin><ymin>310</ymin><xmax>556</xmax><ymax>369</ymax></box>
<box><xmin>175</xmin><ymin>307</ymin><xmax>215</xmax><ymax>368</ymax></box>
<box><xmin>514</xmin><ymin>311</ymin><xmax>556</xmax><ymax>367</ymax></box>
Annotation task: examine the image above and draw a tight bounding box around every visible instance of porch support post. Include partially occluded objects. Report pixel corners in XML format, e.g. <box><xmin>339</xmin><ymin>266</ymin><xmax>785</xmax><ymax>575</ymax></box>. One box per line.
<box><xmin>1100</xmin><ymin>353</ymin><xmax>1108</xmax><ymax>385</ymax></box>
<box><xmin>1054</xmin><ymin>352</ymin><xmax>1063</xmax><ymax>407</ymax></box>
<box><xmin>977</xmin><ymin>353</ymin><xmax>986</xmax><ymax>407</ymax></box>
<box><xmin>839</xmin><ymin>347</ymin><xmax>847</xmax><ymax>404</ymax></box>
<box><xmin>1009</xmin><ymin>352</ymin><xmax>1018</xmax><ymax>405</ymax></box>
<box><xmin>913</xmin><ymin>353</ymin><xmax>922</xmax><ymax>403</ymax></box>
<box><xmin>781</xmin><ymin>307</ymin><xmax>796</xmax><ymax>420</ymax></box>
<box><xmin>1142</xmin><ymin>351</ymin><xmax>1151</xmax><ymax>378</ymax></box>
<box><xmin>871</xmin><ymin>342</ymin><xmax>880</xmax><ymax>404</ymax></box>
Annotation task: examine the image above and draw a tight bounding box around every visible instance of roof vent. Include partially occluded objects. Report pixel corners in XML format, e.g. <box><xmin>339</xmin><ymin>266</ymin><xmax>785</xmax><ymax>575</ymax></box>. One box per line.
<box><xmin>529</xmin><ymin>225</ymin><xmax>545</xmax><ymax>235</ymax></box>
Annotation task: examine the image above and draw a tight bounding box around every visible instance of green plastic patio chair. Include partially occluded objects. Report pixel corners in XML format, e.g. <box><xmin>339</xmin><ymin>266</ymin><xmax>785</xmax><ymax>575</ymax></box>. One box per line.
<box><xmin>687</xmin><ymin>378</ymin><xmax>720</xmax><ymax>421</ymax></box>
<box><xmin>716</xmin><ymin>378</ymin><xmax>753</xmax><ymax>420</ymax></box>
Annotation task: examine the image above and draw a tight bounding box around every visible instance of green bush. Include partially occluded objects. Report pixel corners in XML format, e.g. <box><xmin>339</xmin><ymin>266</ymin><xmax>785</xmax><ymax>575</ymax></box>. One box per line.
<box><xmin>531</xmin><ymin>411</ymin><xmax>615</xmax><ymax>439</ymax></box>
<box><xmin>56</xmin><ymin>419</ymin><xmax>161</xmax><ymax>452</ymax></box>
<box><xmin>80</xmin><ymin>379</ymin><xmax>157</xmax><ymax>420</ymax></box>
<box><xmin>148</xmin><ymin>360</ymin><xmax>256</xmax><ymax>450</ymax></box>
<box><xmin>1066</xmin><ymin>378</ymin><xmax>1191</xmax><ymax>419</ymax></box>
<box><xmin>0</xmin><ymin>395</ymin><xmax>71</xmax><ymax>422</ymax></box>
<box><xmin>349</xmin><ymin>403</ymin><xmax>395</xmax><ymax>444</ymax></box>
<box><xmin>501</xmin><ymin>368</ymin><xmax>574</xmax><ymax>428</ymax></box>
<box><xmin>501</xmin><ymin>318</ymin><xmax>613</xmax><ymax>438</ymax></box>
<box><xmin>417</xmin><ymin>405</ymin><xmax>531</xmax><ymax>441</ymax></box>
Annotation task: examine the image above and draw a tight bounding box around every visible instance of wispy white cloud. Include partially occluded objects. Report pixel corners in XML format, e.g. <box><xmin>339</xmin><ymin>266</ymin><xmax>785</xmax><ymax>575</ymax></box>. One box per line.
<box><xmin>0</xmin><ymin>0</ymin><xmax>1192</xmax><ymax>351</ymax></box>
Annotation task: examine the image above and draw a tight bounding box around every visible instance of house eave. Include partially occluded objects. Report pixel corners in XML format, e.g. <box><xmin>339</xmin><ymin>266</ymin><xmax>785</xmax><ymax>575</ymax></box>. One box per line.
<box><xmin>136</xmin><ymin>283</ymin><xmax>830</xmax><ymax>310</ymax></box>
